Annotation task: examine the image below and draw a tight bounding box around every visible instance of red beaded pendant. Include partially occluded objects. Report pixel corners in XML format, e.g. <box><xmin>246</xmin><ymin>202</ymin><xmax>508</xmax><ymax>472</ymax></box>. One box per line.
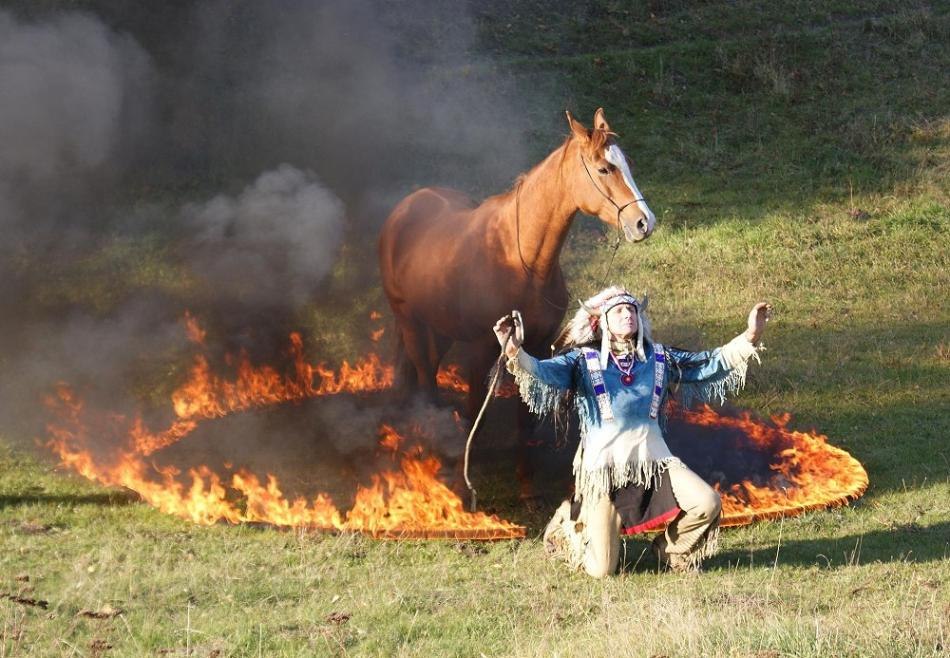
<box><xmin>620</xmin><ymin>373</ymin><xmax>634</xmax><ymax>386</ymax></box>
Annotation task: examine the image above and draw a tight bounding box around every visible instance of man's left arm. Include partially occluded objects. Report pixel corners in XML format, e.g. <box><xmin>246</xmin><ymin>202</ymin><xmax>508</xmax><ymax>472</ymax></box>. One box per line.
<box><xmin>669</xmin><ymin>302</ymin><xmax>772</xmax><ymax>384</ymax></box>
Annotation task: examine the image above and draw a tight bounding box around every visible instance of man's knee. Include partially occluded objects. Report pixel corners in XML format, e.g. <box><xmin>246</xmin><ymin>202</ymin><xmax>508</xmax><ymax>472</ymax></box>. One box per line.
<box><xmin>691</xmin><ymin>488</ymin><xmax>721</xmax><ymax>521</ymax></box>
<box><xmin>580</xmin><ymin>513</ymin><xmax>620</xmax><ymax>578</ymax></box>
<box><xmin>703</xmin><ymin>490</ymin><xmax>722</xmax><ymax>519</ymax></box>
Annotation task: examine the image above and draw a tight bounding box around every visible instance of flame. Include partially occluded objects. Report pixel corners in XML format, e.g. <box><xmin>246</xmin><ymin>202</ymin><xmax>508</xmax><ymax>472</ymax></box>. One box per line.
<box><xmin>435</xmin><ymin>364</ymin><xmax>516</xmax><ymax>398</ymax></box>
<box><xmin>129</xmin><ymin>418</ymin><xmax>198</xmax><ymax>456</ymax></box>
<box><xmin>170</xmin><ymin>334</ymin><xmax>393</xmax><ymax>422</ymax></box>
<box><xmin>679</xmin><ymin>405</ymin><xmax>869</xmax><ymax>527</ymax></box>
<box><xmin>182</xmin><ymin>311</ymin><xmax>206</xmax><ymax>345</ymax></box>
<box><xmin>436</xmin><ymin>364</ymin><xmax>469</xmax><ymax>394</ymax></box>
<box><xmin>125</xmin><ymin>334</ymin><xmax>393</xmax><ymax>457</ymax></box>
<box><xmin>44</xmin><ymin>324</ymin><xmax>525</xmax><ymax>540</ymax></box>
<box><xmin>378</xmin><ymin>423</ymin><xmax>404</xmax><ymax>453</ymax></box>
<box><xmin>42</xmin><ymin>314</ymin><xmax>865</xmax><ymax>540</ymax></box>
<box><xmin>45</xmin><ymin>390</ymin><xmax>522</xmax><ymax>538</ymax></box>
<box><xmin>345</xmin><ymin>448</ymin><xmax>522</xmax><ymax>539</ymax></box>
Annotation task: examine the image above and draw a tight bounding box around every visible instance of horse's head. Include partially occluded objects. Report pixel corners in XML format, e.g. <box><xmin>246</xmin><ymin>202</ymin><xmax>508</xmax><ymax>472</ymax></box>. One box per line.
<box><xmin>566</xmin><ymin>108</ymin><xmax>655</xmax><ymax>242</ymax></box>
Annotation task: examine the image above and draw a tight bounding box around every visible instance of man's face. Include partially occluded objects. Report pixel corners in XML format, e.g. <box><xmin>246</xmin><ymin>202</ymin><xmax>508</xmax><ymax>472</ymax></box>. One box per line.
<box><xmin>606</xmin><ymin>303</ymin><xmax>638</xmax><ymax>340</ymax></box>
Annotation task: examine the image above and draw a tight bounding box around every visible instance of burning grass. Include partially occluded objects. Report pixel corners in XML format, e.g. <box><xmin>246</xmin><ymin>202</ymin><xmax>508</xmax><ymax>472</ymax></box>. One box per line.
<box><xmin>671</xmin><ymin>405</ymin><xmax>868</xmax><ymax>527</ymax></box>
<box><xmin>43</xmin><ymin>322</ymin><xmax>866</xmax><ymax>541</ymax></box>
<box><xmin>44</xmin><ymin>325</ymin><xmax>526</xmax><ymax>540</ymax></box>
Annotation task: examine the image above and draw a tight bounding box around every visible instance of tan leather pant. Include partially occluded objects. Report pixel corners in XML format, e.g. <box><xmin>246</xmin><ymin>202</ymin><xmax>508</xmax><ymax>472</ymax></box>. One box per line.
<box><xmin>578</xmin><ymin>463</ymin><xmax>721</xmax><ymax>578</ymax></box>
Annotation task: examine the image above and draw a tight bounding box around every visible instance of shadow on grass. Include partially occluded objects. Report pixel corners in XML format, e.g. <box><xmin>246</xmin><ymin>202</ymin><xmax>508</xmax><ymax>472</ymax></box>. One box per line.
<box><xmin>616</xmin><ymin>521</ymin><xmax>950</xmax><ymax>573</ymax></box>
<box><xmin>714</xmin><ymin>521</ymin><xmax>950</xmax><ymax>569</ymax></box>
<box><xmin>0</xmin><ymin>490</ymin><xmax>140</xmax><ymax>509</ymax></box>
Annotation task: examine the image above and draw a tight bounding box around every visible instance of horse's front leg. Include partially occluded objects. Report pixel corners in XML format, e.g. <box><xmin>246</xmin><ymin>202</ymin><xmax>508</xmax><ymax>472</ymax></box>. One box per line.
<box><xmin>465</xmin><ymin>340</ymin><xmax>499</xmax><ymax>421</ymax></box>
<box><xmin>515</xmin><ymin>402</ymin><xmax>540</xmax><ymax>501</ymax></box>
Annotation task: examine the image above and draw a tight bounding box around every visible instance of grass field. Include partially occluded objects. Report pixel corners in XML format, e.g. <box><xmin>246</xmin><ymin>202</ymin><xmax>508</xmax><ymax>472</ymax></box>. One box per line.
<box><xmin>2</xmin><ymin>1</ymin><xmax>949</xmax><ymax>656</ymax></box>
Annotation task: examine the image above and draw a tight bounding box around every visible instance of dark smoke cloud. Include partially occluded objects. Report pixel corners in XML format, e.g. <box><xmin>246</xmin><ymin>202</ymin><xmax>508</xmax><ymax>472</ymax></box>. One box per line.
<box><xmin>316</xmin><ymin>398</ymin><xmax>467</xmax><ymax>458</ymax></box>
<box><xmin>0</xmin><ymin>10</ymin><xmax>152</xmax><ymax>238</ymax></box>
<box><xmin>162</xmin><ymin>1</ymin><xmax>528</xmax><ymax>206</ymax></box>
<box><xmin>0</xmin><ymin>2</ymin><xmax>543</xmax><ymax>467</ymax></box>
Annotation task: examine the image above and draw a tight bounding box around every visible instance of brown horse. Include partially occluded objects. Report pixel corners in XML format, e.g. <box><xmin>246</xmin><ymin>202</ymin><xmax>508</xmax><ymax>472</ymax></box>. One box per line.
<box><xmin>378</xmin><ymin>108</ymin><xmax>656</xmax><ymax>419</ymax></box>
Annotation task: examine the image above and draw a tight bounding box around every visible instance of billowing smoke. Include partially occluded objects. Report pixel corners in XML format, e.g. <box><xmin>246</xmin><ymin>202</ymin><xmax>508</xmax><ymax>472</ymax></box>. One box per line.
<box><xmin>184</xmin><ymin>165</ymin><xmax>344</xmax><ymax>307</ymax></box>
<box><xmin>0</xmin><ymin>10</ymin><xmax>152</xmax><ymax>238</ymax></box>
<box><xmin>0</xmin><ymin>2</ymin><xmax>542</xmax><ymax>482</ymax></box>
<box><xmin>162</xmin><ymin>1</ymin><xmax>528</xmax><ymax>210</ymax></box>
<box><xmin>0</xmin><ymin>9</ymin><xmax>160</xmax><ymax>438</ymax></box>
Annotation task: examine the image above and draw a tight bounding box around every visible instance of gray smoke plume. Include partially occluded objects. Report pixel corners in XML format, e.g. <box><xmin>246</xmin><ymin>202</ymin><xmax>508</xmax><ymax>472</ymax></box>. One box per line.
<box><xmin>0</xmin><ymin>1</ymin><xmax>542</xmax><ymax>477</ymax></box>
<box><xmin>160</xmin><ymin>1</ymin><xmax>529</xmax><ymax>206</ymax></box>
<box><xmin>0</xmin><ymin>10</ymin><xmax>153</xmax><ymax>239</ymax></box>
<box><xmin>0</xmin><ymin>9</ymin><xmax>160</xmax><ymax>441</ymax></box>
<box><xmin>184</xmin><ymin>164</ymin><xmax>344</xmax><ymax>307</ymax></box>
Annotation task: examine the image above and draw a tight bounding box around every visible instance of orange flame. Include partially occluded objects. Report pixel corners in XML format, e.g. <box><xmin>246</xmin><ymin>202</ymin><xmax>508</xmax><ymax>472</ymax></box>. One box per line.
<box><xmin>435</xmin><ymin>364</ymin><xmax>516</xmax><ymax>398</ymax></box>
<box><xmin>182</xmin><ymin>311</ymin><xmax>206</xmax><ymax>345</ymax></box>
<box><xmin>378</xmin><ymin>423</ymin><xmax>404</xmax><ymax>453</ymax></box>
<box><xmin>345</xmin><ymin>449</ymin><xmax>521</xmax><ymax>539</ymax></box>
<box><xmin>43</xmin><ymin>315</ymin><xmax>865</xmax><ymax>540</ymax></box>
<box><xmin>45</xmin><ymin>389</ymin><xmax>522</xmax><ymax>538</ymax></box>
<box><xmin>435</xmin><ymin>364</ymin><xmax>468</xmax><ymax>394</ymax></box>
<box><xmin>44</xmin><ymin>322</ymin><xmax>525</xmax><ymax>540</ymax></box>
<box><xmin>170</xmin><ymin>334</ymin><xmax>393</xmax><ymax>423</ymax></box>
<box><xmin>679</xmin><ymin>405</ymin><xmax>869</xmax><ymax>527</ymax></box>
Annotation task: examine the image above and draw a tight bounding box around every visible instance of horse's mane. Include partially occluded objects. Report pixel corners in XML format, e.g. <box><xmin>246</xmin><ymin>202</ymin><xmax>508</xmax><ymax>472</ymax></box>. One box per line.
<box><xmin>500</xmin><ymin>136</ymin><xmax>573</xmax><ymax>201</ymax></box>
<box><xmin>502</xmin><ymin>128</ymin><xmax>612</xmax><ymax>201</ymax></box>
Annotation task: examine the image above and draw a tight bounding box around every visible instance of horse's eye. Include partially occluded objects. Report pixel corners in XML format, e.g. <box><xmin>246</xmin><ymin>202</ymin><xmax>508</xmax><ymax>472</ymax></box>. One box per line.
<box><xmin>597</xmin><ymin>166</ymin><xmax>610</xmax><ymax>175</ymax></box>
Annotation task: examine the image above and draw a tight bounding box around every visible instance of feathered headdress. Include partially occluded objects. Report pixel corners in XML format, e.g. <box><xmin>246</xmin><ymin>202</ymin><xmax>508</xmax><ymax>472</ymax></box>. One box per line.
<box><xmin>552</xmin><ymin>285</ymin><xmax>652</xmax><ymax>367</ymax></box>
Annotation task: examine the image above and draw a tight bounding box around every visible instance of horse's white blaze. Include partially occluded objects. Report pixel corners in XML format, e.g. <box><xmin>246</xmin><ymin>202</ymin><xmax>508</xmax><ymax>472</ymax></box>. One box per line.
<box><xmin>605</xmin><ymin>144</ymin><xmax>655</xmax><ymax>230</ymax></box>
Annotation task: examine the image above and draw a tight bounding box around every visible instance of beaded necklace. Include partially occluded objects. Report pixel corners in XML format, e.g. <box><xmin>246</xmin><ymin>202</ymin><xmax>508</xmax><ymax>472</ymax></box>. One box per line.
<box><xmin>610</xmin><ymin>351</ymin><xmax>636</xmax><ymax>386</ymax></box>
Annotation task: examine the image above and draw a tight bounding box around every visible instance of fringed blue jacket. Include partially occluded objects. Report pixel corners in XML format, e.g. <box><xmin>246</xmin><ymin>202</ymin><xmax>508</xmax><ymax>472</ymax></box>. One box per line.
<box><xmin>508</xmin><ymin>335</ymin><xmax>759</xmax><ymax>500</ymax></box>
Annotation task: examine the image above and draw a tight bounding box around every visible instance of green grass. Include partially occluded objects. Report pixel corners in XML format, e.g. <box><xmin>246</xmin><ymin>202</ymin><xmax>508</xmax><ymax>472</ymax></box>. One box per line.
<box><xmin>3</xmin><ymin>1</ymin><xmax>950</xmax><ymax>656</ymax></box>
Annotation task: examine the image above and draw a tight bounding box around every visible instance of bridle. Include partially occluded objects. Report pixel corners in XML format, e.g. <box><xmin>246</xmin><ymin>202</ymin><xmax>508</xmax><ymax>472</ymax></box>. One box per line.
<box><xmin>514</xmin><ymin>144</ymin><xmax>650</xmax><ymax>306</ymax></box>
<box><xmin>578</xmin><ymin>152</ymin><xmax>646</xmax><ymax>231</ymax></box>
<box><xmin>578</xmin><ymin>151</ymin><xmax>649</xmax><ymax>287</ymax></box>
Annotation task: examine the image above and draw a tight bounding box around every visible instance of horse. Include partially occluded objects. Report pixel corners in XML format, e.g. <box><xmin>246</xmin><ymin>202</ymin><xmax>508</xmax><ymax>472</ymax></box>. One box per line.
<box><xmin>378</xmin><ymin>108</ymin><xmax>656</xmax><ymax>489</ymax></box>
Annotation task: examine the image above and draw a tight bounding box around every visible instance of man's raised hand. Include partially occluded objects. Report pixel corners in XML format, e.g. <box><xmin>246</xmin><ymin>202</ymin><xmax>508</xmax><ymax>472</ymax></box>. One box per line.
<box><xmin>745</xmin><ymin>302</ymin><xmax>773</xmax><ymax>344</ymax></box>
<box><xmin>493</xmin><ymin>315</ymin><xmax>523</xmax><ymax>358</ymax></box>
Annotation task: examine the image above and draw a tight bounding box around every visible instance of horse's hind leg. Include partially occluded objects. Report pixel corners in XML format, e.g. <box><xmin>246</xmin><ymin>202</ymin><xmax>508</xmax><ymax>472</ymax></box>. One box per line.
<box><xmin>430</xmin><ymin>332</ymin><xmax>453</xmax><ymax>378</ymax></box>
<box><xmin>394</xmin><ymin>314</ymin><xmax>440</xmax><ymax>398</ymax></box>
<box><xmin>393</xmin><ymin>323</ymin><xmax>417</xmax><ymax>393</ymax></box>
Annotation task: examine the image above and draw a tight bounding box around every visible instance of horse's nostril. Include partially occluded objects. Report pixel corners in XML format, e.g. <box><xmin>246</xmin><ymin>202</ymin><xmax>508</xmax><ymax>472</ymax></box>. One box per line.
<box><xmin>637</xmin><ymin>218</ymin><xmax>648</xmax><ymax>234</ymax></box>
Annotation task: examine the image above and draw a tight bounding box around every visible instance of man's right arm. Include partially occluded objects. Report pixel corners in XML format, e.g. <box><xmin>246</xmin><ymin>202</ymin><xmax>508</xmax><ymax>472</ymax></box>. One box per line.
<box><xmin>506</xmin><ymin>348</ymin><xmax>579</xmax><ymax>392</ymax></box>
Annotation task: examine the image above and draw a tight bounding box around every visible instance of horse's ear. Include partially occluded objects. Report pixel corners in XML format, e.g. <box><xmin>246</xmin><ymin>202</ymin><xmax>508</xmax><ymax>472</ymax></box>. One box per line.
<box><xmin>593</xmin><ymin>107</ymin><xmax>610</xmax><ymax>133</ymax></box>
<box><xmin>565</xmin><ymin>110</ymin><xmax>589</xmax><ymax>142</ymax></box>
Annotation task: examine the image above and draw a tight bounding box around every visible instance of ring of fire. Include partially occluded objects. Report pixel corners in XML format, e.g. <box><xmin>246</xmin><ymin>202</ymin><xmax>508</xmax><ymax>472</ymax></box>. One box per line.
<box><xmin>44</xmin><ymin>318</ymin><xmax>868</xmax><ymax>540</ymax></box>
